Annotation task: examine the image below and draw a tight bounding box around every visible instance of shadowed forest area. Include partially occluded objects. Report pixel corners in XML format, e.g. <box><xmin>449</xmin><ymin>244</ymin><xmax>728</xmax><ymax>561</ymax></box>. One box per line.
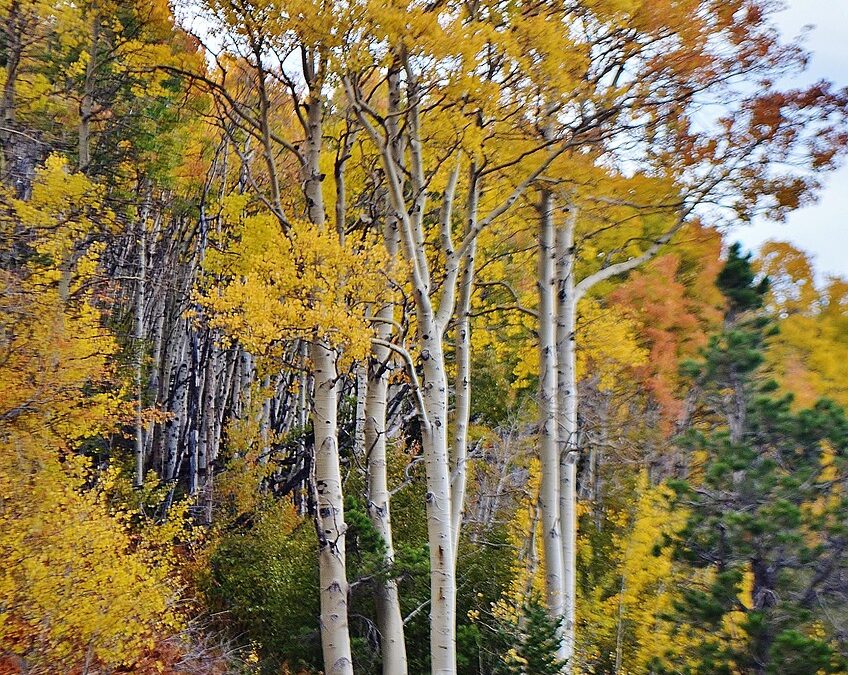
<box><xmin>2</xmin><ymin>0</ymin><xmax>848</xmax><ymax>673</ymax></box>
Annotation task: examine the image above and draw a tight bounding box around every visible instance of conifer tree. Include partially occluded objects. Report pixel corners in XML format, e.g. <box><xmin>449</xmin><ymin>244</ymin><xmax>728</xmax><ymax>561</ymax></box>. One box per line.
<box><xmin>494</xmin><ymin>595</ymin><xmax>566</xmax><ymax>675</ymax></box>
<box><xmin>665</xmin><ymin>244</ymin><xmax>848</xmax><ymax>674</ymax></box>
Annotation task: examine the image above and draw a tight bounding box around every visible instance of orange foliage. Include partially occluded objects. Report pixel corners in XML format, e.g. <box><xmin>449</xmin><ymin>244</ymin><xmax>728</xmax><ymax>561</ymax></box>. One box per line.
<box><xmin>610</xmin><ymin>224</ymin><xmax>724</xmax><ymax>428</ymax></box>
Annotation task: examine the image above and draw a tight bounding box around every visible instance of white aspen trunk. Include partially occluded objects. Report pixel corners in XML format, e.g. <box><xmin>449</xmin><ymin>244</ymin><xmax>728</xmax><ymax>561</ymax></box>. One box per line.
<box><xmin>366</xmin><ymin>299</ymin><xmax>408</xmax><ymax>675</ymax></box>
<box><xmin>134</xmin><ymin>201</ymin><xmax>147</xmax><ymax>487</ymax></box>
<box><xmin>196</xmin><ymin>345</ymin><xmax>213</xmax><ymax>499</ymax></box>
<box><xmin>392</xmin><ymin>68</ymin><xmax>457</xmax><ymax>672</ymax></box>
<box><xmin>145</xmin><ymin>296</ymin><xmax>165</xmax><ymax>460</ymax></box>
<box><xmin>363</xmin><ymin>96</ymin><xmax>408</xmax><ymax>667</ymax></box>
<box><xmin>346</xmin><ymin>60</ymin><xmax>549</xmax><ymax>673</ymax></box>
<box><xmin>165</xmin><ymin>326</ymin><xmax>189</xmax><ymax>481</ymax></box>
<box><xmin>538</xmin><ymin>190</ymin><xmax>567</xmax><ymax>663</ymax></box>
<box><xmin>188</xmin><ymin>335</ymin><xmax>202</xmax><ymax>495</ymax></box>
<box><xmin>207</xmin><ymin>343</ymin><xmax>234</xmax><ymax>524</ymax></box>
<box><xmin>556</xmin><ymin>206</ymin><xmax>578</xmax><ymax>669</ymax></box>
<box><xmin>254</xmin><ymin>59</ymin><xmax>284</xmax><ymax>219</ymax></box>
<box><xmin>450</xmin><ymin>265</ymin><xmax>472</xmax><ymax>564</ymax></box>
<box><xmin>354</xmin><ymin>364</ymin><xmax>367</xmax><ymax>459</ymax></box>
<box><xmin>558</xmin><ymin>296</ymin><xmax>579</xmax><ymax>670</ymax></box>
<box><xmin>238</xmin><ymin>350</ymin><xmax>253</xmax><ymax>418</ymax></box>
<box><xmin>404</xmin><ymin>86</ymin><xmax>459</xmax><ymax>671</ymax></box>
<box><xmin>297</xmin><ymin>67</ymin><xmax>355</xmax><ymax>672</ymax></box>
<box><xmin>450</xmin><ymin>169</ymin><xmax>479</xmax><ymax>562</ymax></box>
<box><xmin>152</xmin><ymin>306</ymin><xmax>175</xmax><ymax>471</ymax></box>
<box><xmin>557</xmin><ymin>207</ymin><xmax>577</xmax><ymax>672</ymax></box>
<box><xmin>303</xmin><ymin>83</ymin><xmax>324</xmax><ymax>228</ymax></box>
<box><xmin>298</xmin><ymin>341</ymin><xmax>309</xmax><ymax>431</ymax></box>
<box><xmin>419</xmin><ymin>323</ymin><xmax>457</xmax><ymax>675</ymax></box>
<box><xmin>311</xmin><ymin>342</ymin><xmax>354</xmax><ymax>675</ymax></box>
<box><xmin>201</xmin><ymin>346</ymin><xmax>217</xmax><ymax>524</ymax></box>
<box><xmin>297</xmin><ymin>340</ymin><xmax>309</xmax><ymax>515</ymax></box>
<box><xmin>213</xmin><ymin>343</ymin><xmax>234</xmax><ymax>464</ymax></box>
<box><xmin>344</xmin><ymin>58</ymin><xmax>571</xmax><ymax>673</ymax></box>
<box><xmin>260</xmin><ymin>374</ymin><xmax>271</xmax><ymax>464</ymax></box>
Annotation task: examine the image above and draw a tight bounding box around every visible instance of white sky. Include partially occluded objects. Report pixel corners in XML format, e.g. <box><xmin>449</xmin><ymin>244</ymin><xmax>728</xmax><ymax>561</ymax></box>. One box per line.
<box><xmin>736</xmin><ymin>0</ymin><xmax>848</xmax><ymax>279</ymax></box>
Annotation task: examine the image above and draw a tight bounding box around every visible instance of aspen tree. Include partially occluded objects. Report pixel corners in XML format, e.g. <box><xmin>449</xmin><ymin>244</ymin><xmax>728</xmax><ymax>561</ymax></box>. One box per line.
<box><xmin>365</xmin><ymin>198</ymin><xmax>409</xmax><ymax>672</ymax></box>
<box><xmin>344</xmin><ymin>69</ymin><xmax>567</xmax><ymax>675</ymax></box>
<box><xmin>531</xmin><ymin>2</ymin><xmax>848</xmax><ymax>664</ymax></box>
<box><xmin>555</xmin><ymin>205</ymin><xmax>578</xmax><ymax>664</ymax></box>
<box><xmin>181</xmin><ymin>0</ymin><xmax>365</xmax><ymax>665</ymax></box>
<box><xmin>366</xmin><ymin>281</ymin><xmax>409</xmax><ymax>674</ymax></box>
<box><xmin>537</xmin><ymin>189</ymin><xmax>566</xmax><ymax>663</ymax></box>
<box><xmin>450</xmin><ymin>166</ymin><xmax>480</xmax><ymax>562</ymax></box>
<box><xmin>133</xmin><ymin>193</ymin><xmax>150</xmax><ymax>487</ymax></box>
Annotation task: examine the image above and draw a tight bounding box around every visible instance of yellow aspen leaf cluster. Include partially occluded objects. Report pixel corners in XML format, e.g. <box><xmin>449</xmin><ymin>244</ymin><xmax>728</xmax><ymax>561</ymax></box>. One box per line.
<box><xmin>10</xmin><ymin>155</ymin><xmax>115</xmax><ymax>281</ymax></box>
<box><xmin>0</xmin><ymin>453</ymin><xmax>182</xmax><ymax>671</ymax></box>
<box><xmin>510</xmin><ymin>297</ymin><xmax>647</xmax><ymax>391</ymax></box>
<box><xmin>200</xmin><ymin>195</ymin><xmax>393</xmax><ymax>362</ymax></box>
<box><xmin>578</xmin><ymin>473</ymin><xmax>690</xmax><ymax>672</ymax></box>
<box><xmin>756</xmin><ymin>241</ymin><xmax>848</xmax><ymax>408</ymax></box>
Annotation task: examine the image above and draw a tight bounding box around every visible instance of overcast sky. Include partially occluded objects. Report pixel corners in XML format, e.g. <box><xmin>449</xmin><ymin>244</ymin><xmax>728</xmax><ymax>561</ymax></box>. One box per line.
<box><xmin>735</xmin><ymin>0</ymin><xmax>848</xmax><ymax>279</ymax></box>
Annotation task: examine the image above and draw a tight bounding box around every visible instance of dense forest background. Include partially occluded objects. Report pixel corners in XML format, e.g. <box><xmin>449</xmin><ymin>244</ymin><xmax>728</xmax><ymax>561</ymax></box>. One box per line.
<box><xmin>2</xmin><ymin>0</ymin><xmax>848</xmax><ymax>673</ymax></box>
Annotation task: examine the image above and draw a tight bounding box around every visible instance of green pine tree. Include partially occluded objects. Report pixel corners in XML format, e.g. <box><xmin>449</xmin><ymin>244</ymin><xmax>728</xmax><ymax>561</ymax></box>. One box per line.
<box><xmin>493</xmin><ymin>594</ymin><xmax>566</xmax><ymax>675</ymax></box>
<box><xmin>662</xmin><ymin>243</ymin><xmax>848</xmax><ymax>675</ymax></box>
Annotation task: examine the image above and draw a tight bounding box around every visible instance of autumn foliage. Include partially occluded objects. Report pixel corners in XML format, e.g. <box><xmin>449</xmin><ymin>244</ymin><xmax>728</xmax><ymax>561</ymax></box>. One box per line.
<box><xmin>2</xmin><ymin>0</ymin><xmax>848</xmax><ymax>673</ymax></box>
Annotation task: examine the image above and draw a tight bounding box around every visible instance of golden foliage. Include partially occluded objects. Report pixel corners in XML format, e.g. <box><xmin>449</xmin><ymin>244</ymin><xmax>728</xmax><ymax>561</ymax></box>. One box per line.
<box><xmin>578</xmin><ymin>474</ymin><xmax>691</xmax><ymax>672</ymax></box>
<box><xmin>200</xmin><ymin>195</ymin><xmax>392</xmax><ymax>362</ymax></box>
<box><xmin>757</xmin><ymin>241</ymin><xmax>848</xmax><ymax>408</ymax></box>
<box><xmin>0</xmin><ymin>161</ymin><xmax>184</xmax><ymax>672</ymax></box>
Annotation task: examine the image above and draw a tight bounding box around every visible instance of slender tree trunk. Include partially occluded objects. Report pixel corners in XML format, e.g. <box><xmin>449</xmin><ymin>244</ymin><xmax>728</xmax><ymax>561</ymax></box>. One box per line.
<box><xmin>556</xmin><ymin>205</ymin><xmax>578</xmax><ymax>668</ymax></box>
<box><xmin>346</xmin><ymin>60</ymin><xmax>524</xmax><ymax>673</ymax></box>
<box><xmin>450</xmin><ymin>168</ymin><xmax>479</xmax><ymax>563</ymax></box>
<box><xmin>202</xmin><ymin>344</ymin><xmax>218</xmax><ymax>524</ymax></box>
<box><xmin>254</xmin><ymin>58</ymin><xmax>284</xmax><ymax>220</ymax></box>
<box><xmin>296</xmin><ymin>340</ymin><xmax>309</xmax><ymax>515</ymax></box>
<box><xmin>298</xmin><ymin>64</ymin><xmax>355</xmax><ymax>672</ymax></box>
<box><xmin>392</xmin><ymin>66</ymin><xmax>457</xmax><ymax>672</ymax></box>
<box><xmin>311</xmin><ymin>342</ymin><xmax>354</xmax><ymax>675</ymax></box>
<box><xmin>260</xmin><ymin>374</ymin><xmax>271</xmax><ymax>463</ymax></box>
<box><xmin>303</xmin><ymin>82</ymin><xmax>324</xmax><ymax>227</ymax></box>
<box><xmin>237</xmin><ymin>350</ymin><xmax>253</xmax><ymax>418</ymax></box>
<box><xmin>419</xmin><ymin>322</ymin><xmax>457</xmax><ymax>674</ymax></box>
<box><xmin>363</xmin><ymin>200</ymin><xmax>408</xmax><ymax>673</ymax></box>
<box><xmin>165</xmin><ymin>326</ymin><xmax>189</xmax><ymax>481</ymax></box>
<box><xmin>187</xmin><ymin>332</ymin><xmax>203</xmax><ymax>495</ymax></box>
<box><xmin>134</xmin><ymin>196</ymin><xmax>149</xmax><ymax>487</ymax></box>
<box><xmin>366</xmin><ymin>299</ymin><xmax>408</xmax><ymax>674</ymax></box>
<box><xmin>538</xmin><ymin>190</ymin><xmax>567</xmax><ymax>662</ymax></box>
<box><xmin>79</xmin><ymin>13</ymin><xmax>100</xmax><ymax>173</ymax></box>
<box><xmin>145</xmin><ymin>296</ymin><xmax>165</xmax><ymax>460</ymax></box>
<box><xmin>450</xmin><ymin>249</ymin><xmax>474</xmax><ymax>561</ymax></box>
<box><xmin>355</xmin><ymin>365</ymin><xmax>367</xmax><ymax>457</ymax></box>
